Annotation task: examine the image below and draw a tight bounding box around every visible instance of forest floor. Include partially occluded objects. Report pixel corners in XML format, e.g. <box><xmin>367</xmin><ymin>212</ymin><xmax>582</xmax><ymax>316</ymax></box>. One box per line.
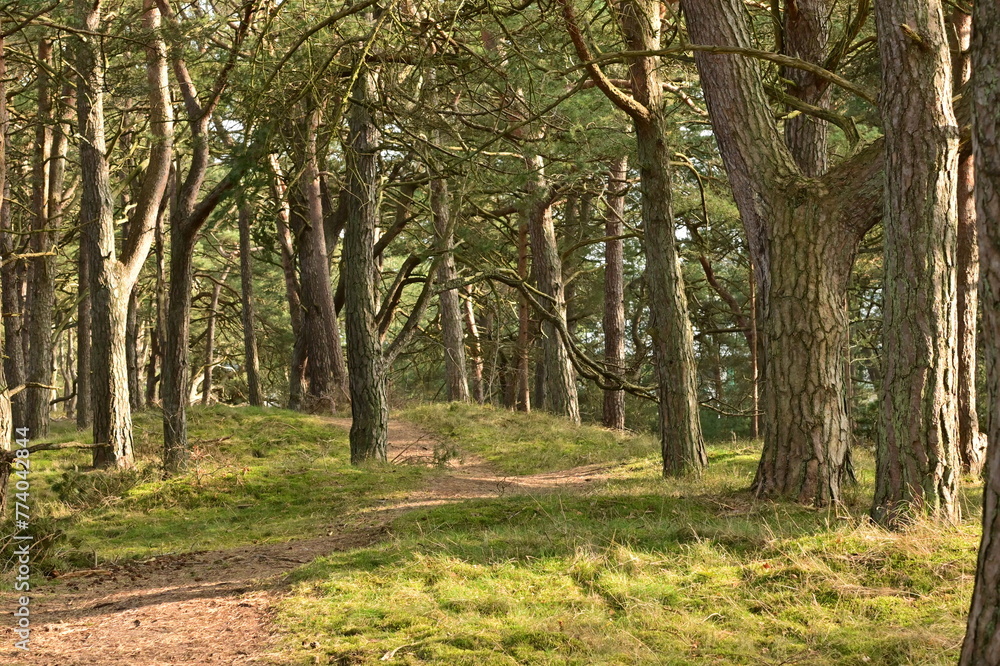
<box><xmin>0</xmin><ymin>410</ymin><xmax>628</xmax><ymax>665</ymax></box>
<box><xmin>0</xmin><ymin>404</ymin><xmax>987</xmax><ymax>665</ymax></box>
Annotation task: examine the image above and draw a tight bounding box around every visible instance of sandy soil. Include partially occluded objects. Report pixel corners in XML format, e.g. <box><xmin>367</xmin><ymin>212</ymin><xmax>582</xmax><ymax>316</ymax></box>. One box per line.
<box><xmin>0</xmin><ymin>418</ymin><xmax>618</xmax><ymax>665</ymax></box>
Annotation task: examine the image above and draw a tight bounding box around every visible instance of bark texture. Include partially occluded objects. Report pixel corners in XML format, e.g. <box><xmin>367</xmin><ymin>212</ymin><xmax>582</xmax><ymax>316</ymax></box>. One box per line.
<box><xmin>624</xmin><ymin>0</ymin><xmax>706</xmax><ymax>474</ymax></box>
<box><xmin>0</xmin><ymin>30</ymin><xmax>13</xmax><ymax>510</ymax></box>
<box><xmin>76</xmin><ymin>0</ymin><xmax>172</xmax><ymax>467</ymax></box>
<box><xmin>25</xmin><ymin>38</ymin><xmax>53</xmax><ymax>436</ymax></box>
<box><xmin>291</xmin><ymin>106</ymin><xmax>348</xmax><ymax>412</ymax></box>
<box><xmin>952</xmin><ymin>10</ymin><xmax>984</xmax><ymax>476</ymax></box>
<box><xmin>562</xmin><ymin>0</ymin><xmax>704</xmax><ymax>470</ymax></box>
<box><xmin>961</xmin><ymin>4</ymin><xmax>1000</xmax><ymax>657</ymax></box>
<box><xmin>462</xmin><ymin>286</ymin><xmax>485</xmax><ymax>403</ymax></box>
<box><xmin>237</xmin><ymin>203</ymin><xmax>262</xmax><ymax>406</ymax></box>
<box><xmin>602</xmin><ymin>157</ymin><xmax>627</xmax><ymax>431</ymax></box>
<box><xmin>681</xmin><ymin>0</ymin><xmax>884</xmax><ymax>502</ymax></box>
<box><xmin>872</xmin><ymin>0</ymin><xmax>961</xmax><ymax>526</ymax></box>
<box><xmin>433</xmin><ymin>176</ymin><xmax>469</xmax><ymax>402</ymax></box>
<box><xmin>343</xmin><ymin>70</ymin><xmax>389</xmax><ymax>463</ymax></box>
<box><xmin>524</xmin><ymin>153</ymin><xmax>580</xmax><ymax>423</ymax></box>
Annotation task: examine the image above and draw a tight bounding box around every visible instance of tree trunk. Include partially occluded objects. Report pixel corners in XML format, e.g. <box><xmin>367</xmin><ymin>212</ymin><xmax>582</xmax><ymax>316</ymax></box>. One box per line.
<box><xmin>25</xmin><ymin>38</ymin><xmax>53</xmax><ymax>436</ymax></box>
<box><xmin>753</xmin><ymin>195</ymin><xmax>857</xmax><ymax>501</ymax></box>
<box><xmin>619</xmin><ymin>0</ymin><xmax>705</xmax><ymax>472</ymax></box>
<box><xmin>201</xmin><ymin>265</ymin><xmax>230</xmax><ymax>405</ymax></box>
<box><xmin>268</xmin><ymin>159</ymin><xmax>305</xmax><ymax>409</ymax></box>
<box><xmin>872</xmin><ymin>0</ymin><xmax>960</xmax><ymax>526</ymax></box>
<box><xmin>524</xmin><ymin>154</ymin><xmax>580</xmax><ymax>423</ymax></box>
<box><xmin>514</xmin><ymin>219</ymin><xmax>531</xmax><ymax>412</ymax></box>
<box><xmin>237</xmin><ymin>203</ymin><xmax>262</xmax><ymax>406</ymax></box>
<box><xmin>960</xmin><ymin>1</ymin><xmax>1000</xmax><ymax>657</ymax></box>
<box><xmin>162</xmin><ymin>228</ymin><xmax>197</xmax><ymax>469</ymax></box>
<box><xmin>76</xmin><ymin>0</ymin><xmax>130</xmax><ymax>468</ymax></box>
<box><xmin>681</xmin><ymin>0</ymin><xmax>883</xmax><ymax>503</ymax></box>
<box><xmin>1</xmin><ymin>179</ymin><xmax>24</xmax><ymax>430</ymax></box>
<box><xmin>602</xmin><ymin>156</ymin><xmax>627</xmax><ymax>430</ymax></box>
<box><xmin>951</xmin><ymin>10</ymin><xmax>984</xmax><ymax>476</ymax></box>
<box><xmin>0</xmin><ymin>29</ymin><xmax>14</xmax><ymax>512</ymax></box>
<box><xmin>462</xmin><ymin>286</ymin><xmax>485</xmax><ymax>404</ymax></box>
<box><xmin>292</xmin><ymin>106</ymin><xmax>347</xmax><ymax>412</ymax></box>
<box><xmin>160</xmin><ymin>9</ymin><xmax>241</xmax><ymax>472</ymax></box>
<box><xmin>957</xmin><ymin>147</ymin><xmax>984</xmax><ymax>475</ymax></box>
<box><xmin>126</xmin><ymin>289</ymin><xmax>144</xmax><ymax>411</ymax></box>
<box><xmin>76</xmin><ymin>229</ymin><xmax>92</xmax><ymax>429</ymax></box>
<box><xmin>635</xmin><ymin>111</ymin><xmax>706</xmax><ymax>475</ymax></box>
<box><xmin>145</xmin><ymin>188</ymin><xmax>170</xmax><ymax>406</ymax></box>
<box><xmin>433</xmin><ymin>175</ymin><xmax>469</xmax><ymax>402</ymax></box>
<box><xmin>343</xmin><ymin>70</ymin><xmax>388</xmax><ymax>463</ymax></box>
<box><xmin>781</xmin><ymin>0</ymin><xmax>829</xmax><ymax>176</ymax></box>
<box><xmin>749</xmin><ymin>265</ymin><xmax>760</xmax><ymax>439</ymax></box>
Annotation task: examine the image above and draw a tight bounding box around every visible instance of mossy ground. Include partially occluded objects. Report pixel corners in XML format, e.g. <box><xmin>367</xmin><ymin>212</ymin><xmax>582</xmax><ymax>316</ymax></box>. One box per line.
<box><xmin>276</xmin><ymin>404</ymin><xmax>980</xmax><ymax>665</ymax></box>
<box><xmin>3</xmin><ymin>403</ymin><xmax>981</xmax><ymax>665</ymax></box>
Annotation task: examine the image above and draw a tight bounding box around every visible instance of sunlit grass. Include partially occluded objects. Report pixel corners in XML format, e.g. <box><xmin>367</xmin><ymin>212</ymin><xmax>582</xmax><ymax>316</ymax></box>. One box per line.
<box><xmin>402</xmin><ymin>402</ymin><xmax>658</xmax><ymax>474</ymax></box>
<box><xmin>4</xmin><ymin>403</ymin><xmax>982</xmax><ymax>664</ymax></box>
<box><xmin>276</xmin><ymin>408</ymin><xmax>980</xmax><ymax>665</ymax></box>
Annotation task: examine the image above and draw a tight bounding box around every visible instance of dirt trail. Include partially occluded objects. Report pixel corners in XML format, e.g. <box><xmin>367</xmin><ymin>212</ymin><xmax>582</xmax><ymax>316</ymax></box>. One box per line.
<box><xmin>1</xmin><ymin>418</ymin><xmax>614</xmax><ymax>666</ymax></box>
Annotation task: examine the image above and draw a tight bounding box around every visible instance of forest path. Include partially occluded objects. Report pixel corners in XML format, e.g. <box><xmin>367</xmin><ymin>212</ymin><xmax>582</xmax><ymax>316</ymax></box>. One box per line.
<box><xmin>7</xmin><ymin>416</ymin><xmax>617</xmax><ymax>666</ymax></box>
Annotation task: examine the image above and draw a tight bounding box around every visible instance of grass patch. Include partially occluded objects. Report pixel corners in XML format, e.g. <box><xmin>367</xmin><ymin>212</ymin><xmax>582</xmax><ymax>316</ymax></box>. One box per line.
<box><xmin>3</xmin><ymin>406</ymin><xmax>434</xmax><ymax>572</ymax></box>
<box><xmin>401</xmin><ymin>402</ymin><xmax>656</xmax><ymax>474</ymax></box>
<box><xmin>277</xmin><ymin>440</ymin><xmax>979</xmax><ymax>665</ymax></box>
<box><xmin>2</xmin><ymin>403</ymin><xmax>981</xmax><ymax>664</ymax></box>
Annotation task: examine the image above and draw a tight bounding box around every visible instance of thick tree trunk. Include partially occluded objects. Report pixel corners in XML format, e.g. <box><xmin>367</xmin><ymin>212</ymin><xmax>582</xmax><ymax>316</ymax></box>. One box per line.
<box><xmin>433</xmin><ymin>176</ymin><xmax>469</xmax><ymax>402</ymax></box>
<box><xmin>76</xmin><ymin>0</ymin><xmax>131</xmax><ymax>468</ymax></box>
<box><xmin>753</xmin><ymin>195</ymin><xmax>856</xmax><ymax>502</ymax></box>
<box><xmin>293</xmin><ymin>107</ymin><xmax>348</xmax><ymax>412</ymax></box>
<box><xmin>237</xmin><ymin>203</ymin><xmax>262</xmax><ymax>406</ymax></box>
<box><xmin>343</xmin><ymin>70</ymin><xmax>388</xmax><ymax>463</ymax></box>
<box><xmin>602</xmin><ymin>157</ymin><xmax>627</xmax><ymax>430</ymax></box>
<box><xmin>960</xmin><ymin>2</ymin><xmax>1000</xmax><ymax>657</ymax></box>
<box><xmin>872</xmin><ymin>0</ymin><xmax>960</xmax><ymax>526</ymax></box>
<box><xmin>524</xmin><ymin>154</ymin><xmax>579</xmax><ymax>423</ymax></box>
<box><xmin>682</xmin><ymin>0</ymin><xmax>883</xmax><ymax>503</ymax></box>
<box><xmin>89</xmin><ymin>272</ymin><xmax>135</xmax><ymax>468</ymax></box>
